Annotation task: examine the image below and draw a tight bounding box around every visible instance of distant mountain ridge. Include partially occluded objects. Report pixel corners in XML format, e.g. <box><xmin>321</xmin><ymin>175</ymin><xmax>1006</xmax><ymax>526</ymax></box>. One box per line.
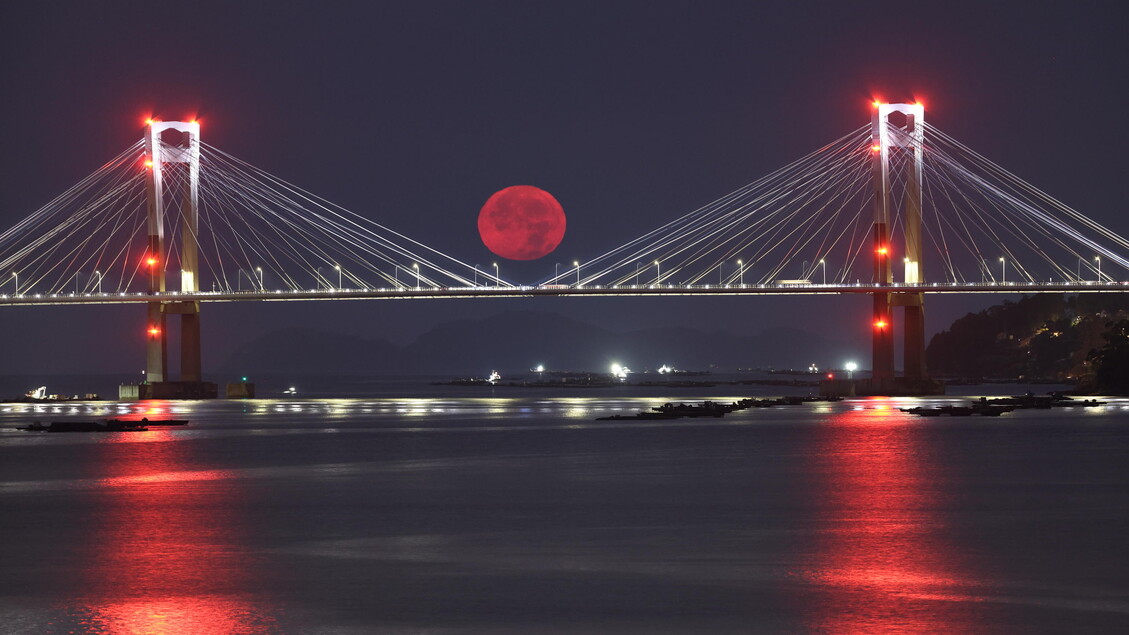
<box><xmin>219</xmin><ymin>309</ymin><xmax>852</xmax><ymax>375</ymax></box>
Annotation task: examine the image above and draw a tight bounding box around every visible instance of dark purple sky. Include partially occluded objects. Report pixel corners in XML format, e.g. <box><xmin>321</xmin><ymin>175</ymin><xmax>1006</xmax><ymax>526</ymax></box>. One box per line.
<box><xmin>1</xmin><ymin>1</ymin><xmax>1126</xmax><ymax>374</ymax></box>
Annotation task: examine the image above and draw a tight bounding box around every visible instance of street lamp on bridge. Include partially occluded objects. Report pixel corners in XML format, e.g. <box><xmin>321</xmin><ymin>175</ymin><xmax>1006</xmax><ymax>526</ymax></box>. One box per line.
<box><xmin>999</xmin><ymin>257</ymin><xmax>1005</xmax><ymax>284</ymax></box>
<box><xmin>493</xmin><ymin>262</ymin><xmax>499</xmax><ymax>287</ymax></box>
<box><xmin>820</xmin><ymin>259</ymin><xmax>826</xmax><ymax>285</ymax></box>
<box><xmin>413</xmin><ymin>263</ymin><xmax>420</xmax><ymax>289</ymax></box>
<box><xmin>654</xmin><ymin>260</ymin><xmax>661</xmax><ymax>286</ymax></box>
<box><xmin>1095</xmin><ymin>256</ymin><xmax>1101</xmax><ymax>282</ymax></box>
<box><xmin>255</xmin><ymin>266</ymin><xmax>263</xmax><ymax>290</ymax></box>
<box><xmin>94</xmin><ymin>270</ymin><xmax>101</xmax><ymax>294</ymax></box>
<box><xmin>11</xmin><ymin>271</ymin><xmax>17</xmax><ymax>295</ymax></box>
<box><xmin>335</xmin><ymin>264</ymin><xmax>342</xmax><ymax>289</ymax></box>
<box><xmin>574</xmin><ymin>260</ymin><xmax>580</xmax><ymax>286</ymax></box>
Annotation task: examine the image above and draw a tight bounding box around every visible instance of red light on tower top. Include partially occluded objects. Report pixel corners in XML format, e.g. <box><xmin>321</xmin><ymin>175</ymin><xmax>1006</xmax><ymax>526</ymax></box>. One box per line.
<box><xmin>876</xmin><ymin>246</ymin><xmax>889</xmax><ymax>256</ymax></box>
<box><xmin>146</xmin><ymin>256</ymin><xmax>158</xmax><ymax>267</ymax></box>
<box><xmin>871</xmin><ymin>144</ymin><xmax>882</xmax><ymax>153</ymax></box>
<box><xmin>147</xmin><ymin>326</ymin><xmax>161</xmax><ymax>337</ymax></box>
<box><xmin>874</xmin><ymin>319</ymin><xmax>888</xmax><ymax>329</ymax></box>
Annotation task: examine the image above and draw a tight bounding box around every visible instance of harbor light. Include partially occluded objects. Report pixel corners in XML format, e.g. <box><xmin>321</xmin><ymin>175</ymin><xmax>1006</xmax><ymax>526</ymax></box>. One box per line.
<box><xmin>845</xmin><ymin>361</ymin><xmax>858</xmax><ymax>379</ymax></box>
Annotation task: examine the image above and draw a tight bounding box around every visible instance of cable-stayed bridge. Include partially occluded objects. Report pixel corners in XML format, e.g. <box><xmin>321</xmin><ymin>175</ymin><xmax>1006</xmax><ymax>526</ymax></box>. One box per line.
<box><xmin>1</xmin><ymin>105</ymin><xmax>1126</xmax><ymax>391</ymax></box>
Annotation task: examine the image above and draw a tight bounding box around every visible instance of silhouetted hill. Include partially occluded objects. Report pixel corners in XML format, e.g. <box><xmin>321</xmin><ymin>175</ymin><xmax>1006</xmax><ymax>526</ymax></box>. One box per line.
<box><xmin>403</xmin><ymin>310</ymin><xmax>623</xmax><ymax>372</ymax></box>
<box><xmin>220</xmin><ymin>309</ymin><xmax>849</xmax><ymax>372</ymax></box>
<box><xmin>221</xmin><ymin>310</ymin><xmax>853</xmax><ymax>375</ymax></box>
<box><xmin>219</xmin><ymin>327</ymin><xmax>410</xmax><ymax>375</ymax></box>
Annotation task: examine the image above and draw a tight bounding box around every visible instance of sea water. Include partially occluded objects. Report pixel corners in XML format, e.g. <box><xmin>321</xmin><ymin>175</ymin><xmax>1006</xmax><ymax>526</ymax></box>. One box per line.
<box><xmin>0</xmin><ymin>382</ymin><xmax>1127</xmax><ymax>633</ymax></box>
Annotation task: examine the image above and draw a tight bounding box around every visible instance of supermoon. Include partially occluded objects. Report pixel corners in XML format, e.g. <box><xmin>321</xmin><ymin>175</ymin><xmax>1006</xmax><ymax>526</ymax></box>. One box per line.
<box><xmin>478</xmin><ymin>185</ymin><xmax>566</xmax><ymax>260</ymax></box>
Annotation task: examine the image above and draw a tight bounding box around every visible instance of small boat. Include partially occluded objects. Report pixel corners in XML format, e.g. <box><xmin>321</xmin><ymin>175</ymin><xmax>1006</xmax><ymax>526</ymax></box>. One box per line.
<box><xmin>20</xmin><ymin>418</ymin><xmax>188</xmax><ymax>432</ymax></box>
<box><xmin>28</xmin><ymin>421</ymin><xmax>150</xmax><ymax>432</ymax></box>
<box><xmin>900</xmin><ymin>406</ymin><xmax>944</xmax><ymax>417</ymax></box>
<box><xmin>901</xmin><ymin>403</ymin><xmax>1014</xmax><ymax>417</ymax></box>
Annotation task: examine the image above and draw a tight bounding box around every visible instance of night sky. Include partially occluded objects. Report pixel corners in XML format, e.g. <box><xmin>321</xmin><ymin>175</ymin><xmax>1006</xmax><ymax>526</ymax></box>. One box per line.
<box><xmin>1</xmin><ymin>1</ymin><xmax>1126</xmax><ymax>374</ymax></box>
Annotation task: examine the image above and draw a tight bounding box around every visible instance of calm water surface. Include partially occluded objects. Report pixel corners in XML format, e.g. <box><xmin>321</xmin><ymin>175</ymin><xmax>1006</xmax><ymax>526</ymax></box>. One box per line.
<box><xmin>1</xmin><ymin>388</ymin><xmax>1127</xmax><ymax>633</ymax></box>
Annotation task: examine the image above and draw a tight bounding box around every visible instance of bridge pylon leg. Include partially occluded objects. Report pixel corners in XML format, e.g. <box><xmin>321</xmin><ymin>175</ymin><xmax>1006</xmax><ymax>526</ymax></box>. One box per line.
<box><xmin>903</xmin><ymin>298</ymin><xmax>926</xmax><ymax>379</ymax></box>
<box><xmin>146</xmin><ymin>301</ymin><xmax>167</xmax><ymax>383</ymax></box>
<box><xmin>181</xmin><ymin>308</ymin><xmax>201</xmax><ymax>382</ymax></box>
<box><xmin>872</xmin><ymin>292</ymin><xmax>895</xmax><ymax>381</ymax></box>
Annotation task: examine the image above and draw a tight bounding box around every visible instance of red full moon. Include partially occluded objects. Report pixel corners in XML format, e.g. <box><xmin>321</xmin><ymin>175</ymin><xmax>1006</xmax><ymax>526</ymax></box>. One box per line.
<box><xmin>478</xmin><ymin>185</ymin><xmax>566</xmax><ymax>260</ymax></box>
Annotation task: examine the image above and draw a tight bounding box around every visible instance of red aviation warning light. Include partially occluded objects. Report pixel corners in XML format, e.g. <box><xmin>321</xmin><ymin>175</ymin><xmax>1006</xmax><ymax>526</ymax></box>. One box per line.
<box><xmin>871</xmin><ymin>144</ymin><xmax>882</xmax><ymax>153</ymax></box>
<box><xmin>143</xmin><ymin>158</ymin><xmax>154</xmax><ymax>169</ymax></box>
<box><xmin>874</xmin><ymin>319</ymin><xmax>888</xmax><ymax>329</ymax></box>
<box><xmin>145</xmin><ymin>255</ymin><xmax>158</xmax><ymax>267</ymax></box>
<box><xmin>147</xmin><ymin>326</ymin><xmax>161</xmax><ymax>337</ymax></box>
<box><xmin>876</xmin><ymin>245</ymin><xmax>889</xmax><ymax>256</ymax></box>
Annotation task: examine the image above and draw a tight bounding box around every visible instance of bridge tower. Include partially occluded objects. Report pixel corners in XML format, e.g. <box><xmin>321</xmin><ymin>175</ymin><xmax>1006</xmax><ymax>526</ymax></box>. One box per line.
<box><xmin>872</xmin><ymin>103</ymin><xmax>926</xmax><ymax>380</ymax></box>
<box><xmin>143</xmin><ymin>120</ymin><xmax>203</xmax><ymax>387</ymax></box>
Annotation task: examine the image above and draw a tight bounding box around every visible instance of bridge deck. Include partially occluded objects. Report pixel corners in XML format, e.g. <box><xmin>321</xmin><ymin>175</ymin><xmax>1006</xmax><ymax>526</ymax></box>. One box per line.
<box><xmin>0</xmin><ymin>282</ymin><xmax>1123</xmax><ymax>306</ymax></box>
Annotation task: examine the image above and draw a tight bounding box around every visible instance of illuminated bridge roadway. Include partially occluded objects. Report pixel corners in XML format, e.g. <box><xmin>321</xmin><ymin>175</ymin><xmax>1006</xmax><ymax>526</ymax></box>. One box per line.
<box><xmin>0</xmin><ymin>280</ymin><xmax>1124</xmax><ymax>307</ymax></box>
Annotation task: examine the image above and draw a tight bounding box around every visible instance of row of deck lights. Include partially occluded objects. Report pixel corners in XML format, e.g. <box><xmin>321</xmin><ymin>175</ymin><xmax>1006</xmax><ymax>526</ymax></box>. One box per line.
<box><xmin>2</xmin><ymin>278</ymin><xmax>1127</xmax><ymax>301</ymax></box>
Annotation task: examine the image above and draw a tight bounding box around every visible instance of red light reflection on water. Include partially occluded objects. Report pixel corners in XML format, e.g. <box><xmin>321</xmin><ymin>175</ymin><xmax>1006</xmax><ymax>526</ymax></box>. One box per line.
<box><xmin>799</xmin><ymin>401</ymin><xmax>982</xmax><ymax>632</ymax></box>
<box><xmin>68</xmin><ymin>429</ymin><xmax>276</xmax><ymax>634</ymax></box>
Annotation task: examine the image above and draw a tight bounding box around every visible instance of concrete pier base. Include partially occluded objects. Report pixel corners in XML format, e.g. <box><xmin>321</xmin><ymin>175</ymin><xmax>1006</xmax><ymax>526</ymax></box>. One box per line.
<box><xmin>119</xmin><ymin>381</ymin><xmax>218</xmax><ymax>400</ymax></box>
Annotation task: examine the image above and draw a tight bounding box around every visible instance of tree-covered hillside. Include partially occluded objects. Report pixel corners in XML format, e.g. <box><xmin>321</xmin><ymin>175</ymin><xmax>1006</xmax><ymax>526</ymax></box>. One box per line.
<box><xmin>926</xmin><ymin>295</ymin><xmax>1129</xmax><ymax>383</ymax></box>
